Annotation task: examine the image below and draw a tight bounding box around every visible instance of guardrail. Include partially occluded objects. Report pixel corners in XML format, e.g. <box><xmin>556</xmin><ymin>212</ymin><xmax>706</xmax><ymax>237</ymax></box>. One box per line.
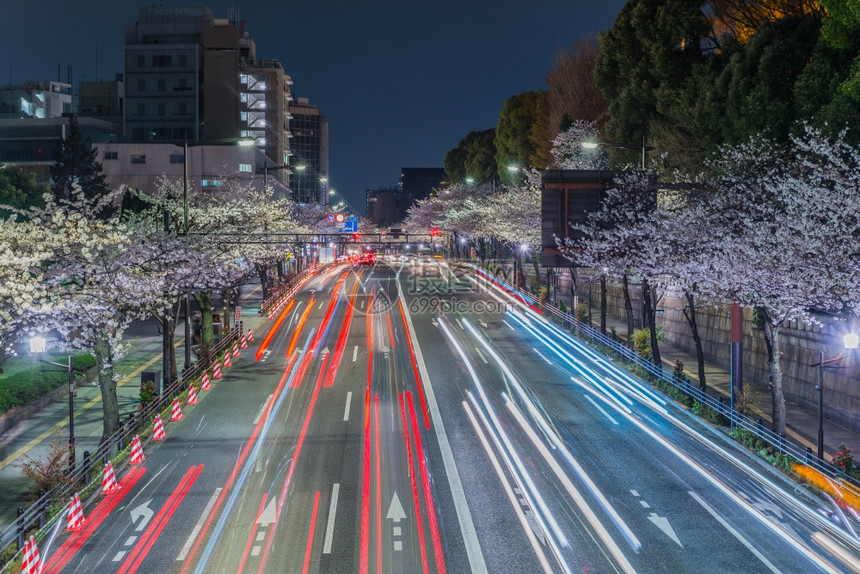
<box><xmin>259</xmin><ymin>265</ymin><xmax>319</xmax><ymax>318</ymax></box>
<box><xmin>0</xmin><ymin>323</ymin><xmax>244</xmax><ymax>569</ymax></box>
<box><xmin>460</xmin><ymin>263</ymin><xmax>860</xmax><ymax>490</ymax></box>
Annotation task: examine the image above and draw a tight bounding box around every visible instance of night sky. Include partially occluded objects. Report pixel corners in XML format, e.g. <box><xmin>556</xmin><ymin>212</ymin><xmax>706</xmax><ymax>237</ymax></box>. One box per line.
<box><xmin>6</xmin><ymin>1</ymin><xmax>627</xmax><ymax>213</ymax></box>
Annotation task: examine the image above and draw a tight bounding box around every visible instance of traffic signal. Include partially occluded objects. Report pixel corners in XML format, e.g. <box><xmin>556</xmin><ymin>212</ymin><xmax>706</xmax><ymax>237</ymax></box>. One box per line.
<box><xmin>431</xmin><ymin>227</ymin><xmax>440</xmax><ymax>237</ymax></box>
<box><xmin>352</xmin><ymin>233</ymin><xmax>361</xmax><ymax>241</ymax></box>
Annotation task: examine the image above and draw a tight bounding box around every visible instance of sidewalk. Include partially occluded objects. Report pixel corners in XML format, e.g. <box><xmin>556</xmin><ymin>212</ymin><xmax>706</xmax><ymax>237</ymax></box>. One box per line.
<box><xmin>574</xmin><ymin>305</ymin><xmax>860</xmax><ymax>461</ymax></box>
<box><xmin>0</xmin><ymin>282</ymin><xmax>270</xmax><ymax>527</ymax></box>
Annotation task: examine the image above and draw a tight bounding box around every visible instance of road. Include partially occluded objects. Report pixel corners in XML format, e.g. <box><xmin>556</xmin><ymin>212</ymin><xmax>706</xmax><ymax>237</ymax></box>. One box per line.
<box><xmin>43</xmin><ymin>258</ymin><xmax>860</xmax><ymax>573</ymax></box>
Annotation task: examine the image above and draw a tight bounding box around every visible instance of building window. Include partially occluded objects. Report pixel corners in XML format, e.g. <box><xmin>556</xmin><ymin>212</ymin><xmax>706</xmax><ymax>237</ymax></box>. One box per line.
<box><xmin>170</xmin><ymin>154</ymin><xmax>185</xmax><ymax>164</ymax></box>
<box><xmin>239</xmin><ymin>163</ymin><xmax>252</xmax><ymax>173</ymax></box>
<box><xmin>131</xmin><ymin>155</ymin><xmax>146</xmax><ymax>164</ymax></box>
<box><xmin>201</xmin><ymin>179</ymin><xmax>223</xmax><ymax>187</ymax></box>
<box><xmin>179</xmin><ymin>54</ymin><xmax>187</xmax><ymax>67</ymax></box>
<box><xmin>103</xmin><ymin>151</ymin><xmax>118</xmax><ymax>160</ymax></box>
<box><xmin>158</xmin><ymin>79</ymin><xmax>166</xmax><ymax>92</ymax></box>
<box><xmin>158</xmin><ymin>103</ymin><xmax>166</xmax><ymax>116</ymax></box>
<box><xmin>152</xmin><ymin>55</ymin><xmax>172</xmax><ymax>68</ymax></box>
<box><xmin>137</xmin><ymin>78</ymin><xmax>145</xmax><ymax>93</ymax></box>
<box><xmin>178</xmin><ymin>102</ymin><xmax>188</xmax><ymax>115</ymax></box>
<box><xmin>136</xmin><ymin>55</ymin><xmax>145</xmax><ymax>68</ymax></box>
<box><xmin>136</xmin><ymin>103</ymin><xmax>145</xmax><ymax>116</ymax></box>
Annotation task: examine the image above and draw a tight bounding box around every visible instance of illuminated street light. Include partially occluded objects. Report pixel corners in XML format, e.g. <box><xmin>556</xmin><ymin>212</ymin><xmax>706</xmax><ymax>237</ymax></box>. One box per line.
<box><xmin>30</xmin><ymin>337</ymin><xmax>79</xmax><ymax>471</ymax></box>
<box><xmin>810</xmin><ymin>332</ymin><xmax>858</xmax><ymax>460</ymax></box>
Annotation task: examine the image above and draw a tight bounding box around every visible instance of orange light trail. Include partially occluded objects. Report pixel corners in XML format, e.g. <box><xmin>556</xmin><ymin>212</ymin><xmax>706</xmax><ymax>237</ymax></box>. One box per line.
<box><xmin>256</xmin><ymin>299</ymin><xmax>295</xmax><ymax>361</ymax></box>
<box><xmin>287</xmin><ymin>298</ymin><xmax>315</xmax><ymax>359</ymax></box>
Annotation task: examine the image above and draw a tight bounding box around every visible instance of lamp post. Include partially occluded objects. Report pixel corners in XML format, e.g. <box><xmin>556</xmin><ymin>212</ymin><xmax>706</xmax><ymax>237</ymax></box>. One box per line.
<box><xmin>30</xmin><ymin>337</ymin><xmax>78</xmax><ymax>471</ymax></box>
<box><xmin>810</xmin><ymin>333</ymin><xmax>858</xmax><ymax>460</ymax></box>
<box><xmin>262</xmin><ymin>164</ymin><xmax>292</xmax><ymax>199</ymax></box>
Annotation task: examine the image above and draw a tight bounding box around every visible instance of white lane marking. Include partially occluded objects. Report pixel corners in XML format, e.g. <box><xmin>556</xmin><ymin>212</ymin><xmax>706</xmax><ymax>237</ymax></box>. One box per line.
<box><xmin>463</xmin><ymin>400</ymin><xmax>552</xmax><ymax>573</ymax></box>
<box><xmin>689</xmin><ymin>491</ymin><xmax>781</xmax><ymax>573</ymax></box>
<box><xmin>639</xmin><ymin>500</ymin><xmax>650</xmax><ymax>508</ymax></box>
<box><xmin>532</xmin><ymin>347</ymin><xmax>553</xmax><ymax>365</ymax></box>
<box><xmin>177</xmin><ymin>488</ymin><xmax>223</xmax><ymax>561</ymax></box>
<box><xmin>399</xmin><ymin>283</ymin><xmax>487</xmax><ymax>574</ymax></box>
<box><xmin>474</xmin><ymin>347</ymin><xmax>489</xmax><ymax>364</ymax></box>
<box><xmin>253</xmin><ymin>395</ymin><xmax>273</xmax><ymax>425</ymax></box>
<box><xmin>318</xmin><ymin>301</ymin><xmax>324</xmax><ymax>309</ymax></box>
<box><xmin>343</xmin><ymin>391</ymin><xmax>352</xmax><ymax>422</ymax></box>
<box><xmin>584</xmin><ymin>395</ymin><xmax>618</xmax><ymax>425</ymax></box>
<box><xmin>456</xmin><ymin>317</ymin><xmax>465</xmax><ymax>330</ymax></box>
<box><xmin>353</xmin><ymin>345</ymin><xmax>358</xmax><ymax>362</ymax></box>
<box><xmin>503</xmin><ymin>320</ymin><xmax>516</xmax><ymax>331</ymax></box>
<box><xmin>647</xmin><ymin>512</ymin><xmax>683</xmax><ymax>547</ymax></box>
<box><xmin>323</xmin><ymin>484</ymin><xmax>340</xmax><ymax>554</ymax></box>
<box><xmin>505</xmin><ymin>398</ymin><xmax>638</xmax><ymax>571</ymax></box>
<box><xmin>631</xmin><ymin>490</ymin><xmax>639</xmax><ymax>497</ymax></box>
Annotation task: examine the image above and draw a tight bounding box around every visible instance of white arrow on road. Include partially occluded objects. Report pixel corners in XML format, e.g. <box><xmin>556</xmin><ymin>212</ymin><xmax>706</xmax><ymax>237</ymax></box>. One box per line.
<box><xmin>647</xmin><ymin>512</ymin><xmax>683</xmax><ymax>547</ymax></box>
<box><xmin>321</xmin><ymin>346</ymin><xmax>330</xmax><ymax>356</ymax></box>
<box><xmin>131</xmin><ymin>500</ymin><xmax>154</xmax><ymax>532</ymax></box>
<box><xmin>387</xmin><ymin>493</ymin><xmax>406</xmax><ymax>523</ymax></box>
<box><xmin>258</xmin><ymin>497</ymin><xmax>277</xmax><ymax>526</ymax></box>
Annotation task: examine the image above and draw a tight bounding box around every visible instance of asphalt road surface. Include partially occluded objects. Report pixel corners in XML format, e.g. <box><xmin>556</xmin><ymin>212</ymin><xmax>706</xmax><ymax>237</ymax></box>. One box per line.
<box><xmin>43</xmin><ymin>258</ymin><xmax>860</xmax><ymax>573</ymax></box>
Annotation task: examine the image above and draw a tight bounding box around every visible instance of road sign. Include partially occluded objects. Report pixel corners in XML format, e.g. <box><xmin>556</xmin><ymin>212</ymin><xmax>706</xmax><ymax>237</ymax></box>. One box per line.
<box><xmin>338</xmin><ymin>216</ymin><xmax>358</xmax><ymax>233</ymax></box>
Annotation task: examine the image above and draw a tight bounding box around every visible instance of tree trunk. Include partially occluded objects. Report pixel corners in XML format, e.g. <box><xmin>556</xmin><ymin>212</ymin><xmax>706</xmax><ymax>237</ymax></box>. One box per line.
<box><xmin>761</xmin><ymin>312</ymin><xmax>786</xmax><ymax>435</ymax></box>
<box><xmin>194</xmin><ymin>291</ymin><xmax>214</xmax><ymax>363</ymax></box>
<box><xmin>622</xmin><ymin>273</ymin><xmax>634</xmax><ymax>342</ymax></box>
<box><xmin>256</xmin><ymin>264</ymin><xmax>269</xmax><ymax>301</ymax></box>
<box><xmin>642</xmin><ymin>277</ymin><xmax>662</xmax><ymax>369</ymax></box>
<box><xmin>600</xmin><ymin>275</ymin><xmax>607</xmax><ymax>335</ymax></box>
<box><xmin>530</xmin><ymin>252</ymin><xmax>542</xmax><ymax>290</ymax></box>
<box><xmin>683</xmin><ymin>289</ymin><xmax>707</xmax><ymax>391</ymax></box>
<box><xmin>95</xmin><ymin>333</ymin><xmax>120</xmax><ymax>441</ymax></box>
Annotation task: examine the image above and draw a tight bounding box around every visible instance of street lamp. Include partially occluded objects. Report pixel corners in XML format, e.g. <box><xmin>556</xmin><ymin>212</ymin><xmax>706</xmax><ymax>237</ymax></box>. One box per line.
<box><xmin>261</xmin><ymin>164</ymin><xmax>291</xmax><ymax>198</ymax></box>
<box><xmin>30</xmin><ymin>337</ymin><xmax>79</xmax><ymax>471</ymax></box>
<box><xmin>582</xmin><ymin>136</ymin><xmax>652</xmax><ymax>169</ymax></box>
<box><xmin>810</xmin><ymin>333</ymin><xmax>858</xmax><ymax>460</ymax></box>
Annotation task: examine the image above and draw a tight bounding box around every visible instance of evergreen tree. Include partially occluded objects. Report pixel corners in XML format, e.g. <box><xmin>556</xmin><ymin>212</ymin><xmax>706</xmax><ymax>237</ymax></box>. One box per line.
<box><xmin>50</xmin><ymin>115</ymin><xmax>110</xmax><ymax>215</ymax></box>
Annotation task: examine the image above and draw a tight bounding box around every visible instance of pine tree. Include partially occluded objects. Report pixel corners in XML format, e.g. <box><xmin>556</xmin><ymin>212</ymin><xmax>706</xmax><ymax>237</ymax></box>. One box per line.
<box><xmin>50</xmin><ymin>115</ymin><xmax>110</xmax><ymax>215</ymax></box>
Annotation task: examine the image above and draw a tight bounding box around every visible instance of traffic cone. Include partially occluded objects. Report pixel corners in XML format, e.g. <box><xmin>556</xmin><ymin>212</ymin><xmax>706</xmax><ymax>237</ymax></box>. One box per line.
<box><xmin>102</xmin><ymin>461</ymin><xmax>119</xmax><ymax>493</ymax></box>
<box><xmin>240</xmin><ymin>333</ymin><xmax>248</xmax><ymax>349</ymax></box>
<box><xmin>152</xmin><ymin>414</ymin><xmax>166</xmax><ymax>440</ymax></box>
<box><xmin>247</xmin><ymin>328</ymin><xmax>254</xmax><ymax>342</ymax></box>
<box><xmin>212</xmin><ymin>359</ymin><xmax>222</xmax><ymax>379</ymax></box>
<box><xmin>21</xmin><ymin>536</ymin><xmax>40</xmax><ymax>574</ymax></box>
<box><xmin>170</xmin><ymin>397</ymin><xmax>184</xmax><ymax>421</ymax></box>
<box><xmin>201</xmin><ymin>371</ymin><xmax>211</xmax><ymax>390</ymax></box>
<box><xmin>232</xmin><ymin>341</ymin><xmax>240</xmax><ymax>357</ymax></box>
<box><xmin>130</xmin><ymin>435</ymin><xmax>145</xmax><ymax>464</ymax></box>
<box><xmin>187</xmin><ymin>383</ymin><xmax>198</xmax><ymax>405</ymax></box>
<box><xmin>223</xmin><ymin>352</ymin><xmax>232</xmax><ymax>368</ymax></box>
<box><xmin>66</xmin><ymin>493</ymin><xmax>85</xmax><ymax>530</ymax></box>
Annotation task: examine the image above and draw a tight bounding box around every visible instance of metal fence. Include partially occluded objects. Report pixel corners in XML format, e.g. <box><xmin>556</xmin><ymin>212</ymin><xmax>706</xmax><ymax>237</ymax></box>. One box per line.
<box><xmin>0</xmin><ymin>323</ymin><xmax>243</xmax><ymax>568</ymax></box>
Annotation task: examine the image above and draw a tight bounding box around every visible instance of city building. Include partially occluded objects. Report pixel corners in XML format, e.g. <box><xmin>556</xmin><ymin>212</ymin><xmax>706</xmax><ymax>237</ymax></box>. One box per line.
<box><xmin>289</xmin><ymin>97</ymin><xmax>329</xmax><ymax>204</ymax></box>
<box><xmin>0</xmin><ymin>116</ymin><xmax>118</xmax><ymax>180</ymax></box>
<box><xmin>0</xmin><ymin>81</ymin><xmax>73</xmax><ymax>119</ymax></box>
<box><xmin>94</xmin><ymin>141</ymin><xmax>266</xmax><ymax>196</ymax></box>
<box><xmin>123</xmin><ymin>5</ymin><xmax>293</xmax><ymax>193</ymax></box>
<box><xmin>78</xmin><ymin>77</ymin><xmax>124</xmax><ymax>125</ymax></box>
<box><xmin>366</xmin><ymin>167</ymin><xmax>446</xmax><ymax>227</ymax></box>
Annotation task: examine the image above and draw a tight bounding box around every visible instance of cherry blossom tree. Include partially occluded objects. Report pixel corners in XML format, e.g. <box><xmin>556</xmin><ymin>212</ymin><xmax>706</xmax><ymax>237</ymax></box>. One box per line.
<box><xmin>550</xmin><ymin>119</ymin><xmax>609</xmax><ymax>170</ymax></box>
<box><xmin>700</xmin><ymin>125</ymin><xmax>860</xmax><ymax>434</ymax></box>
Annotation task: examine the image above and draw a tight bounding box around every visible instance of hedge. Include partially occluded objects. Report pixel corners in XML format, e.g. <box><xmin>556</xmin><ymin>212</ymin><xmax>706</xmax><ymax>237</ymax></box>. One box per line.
<box><xmin>0</xmin><ymin>355</ymin><xmax>95</xmax><ymax>414</ymax></box>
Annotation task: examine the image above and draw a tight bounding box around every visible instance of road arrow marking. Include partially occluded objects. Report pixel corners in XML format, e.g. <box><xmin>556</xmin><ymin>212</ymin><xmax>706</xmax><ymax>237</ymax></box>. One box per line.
<box><xmin>258</xmin><ymin>497</ymin><xmax>277</xmax><ymax>526</ymax></box>
<box><xmin>321</xmin><ymin>346</ymin><xmax>330</xmax><ymax>356</ymax></box>
<box><xmin>388</xmin><ymin>492</ymin><xmax>407</xmax><ymax>552</ymax></box>
<box><xmin>387</xmin><ymin>492</ymin><xmax>406</xmax><ymax>522</ymax></box>
<box><xmin>647</xmin><ymin>512</ymin><xmax>683</xmax><ymax>547</ymax></box>
<box><xmin>131</xmin><ymin>500</ymin><xmax>154</xmax><ymax>532</ymax></box>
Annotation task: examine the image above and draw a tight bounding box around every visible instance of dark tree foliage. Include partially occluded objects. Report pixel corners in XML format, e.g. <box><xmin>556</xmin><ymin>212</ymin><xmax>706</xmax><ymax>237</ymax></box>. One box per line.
<box><xmin>693</xmin><ymin>14</ymin><xmax>823</xmax><ymax>147</ymax></box>
<box><xmin>495</xmin><ymin>90</ymin><xmax>550</xmax><ymax>178</ymax></box>
<box><xmin>0</xmin><ymin>168</ymin><xmax>48</xmax><ymax>215</ymax></box>
<box><xmin>444</xmin><ymin>129</ymin><xmax>497</xmax><ymax>185</ymax></box>
<box><xmin>50</xmin><ymin>115</ymin><xmax>111</xmax><ymax>216</ymax></box>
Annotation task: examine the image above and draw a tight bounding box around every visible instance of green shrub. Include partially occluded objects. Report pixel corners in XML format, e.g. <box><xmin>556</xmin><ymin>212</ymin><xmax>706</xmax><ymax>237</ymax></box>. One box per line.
<box><xmin>632</xmin><ymin>328</ymin><xmax>652</xmax><ymax>360</ymax></box>
<box><xmin>576</xmin><ymin>303</ymin><xmax>589</xmax><ymax>324</ymax></box>
<box><xmin>0</xmin><ymin>354</ymin><xmax>94</xmax><ymax>413</ymax></box>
